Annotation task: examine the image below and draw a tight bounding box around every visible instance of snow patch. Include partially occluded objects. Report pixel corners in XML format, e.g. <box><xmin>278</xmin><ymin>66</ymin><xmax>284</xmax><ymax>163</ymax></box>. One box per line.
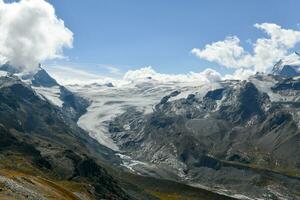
<box><xmin>32</xmin><ymin>86</ymin><xmax>63</xmax><ymax>107</ymax></box>
<box><xmin>249</xmin><ymin>76</ymin><xmax>282</xmax><ymax>102</ymax></box>
<box><xmin>0</xmin><ymin>70</ymin><xmax>8</xmax><ymax>77</ymax></box>
<box><xmin>116</xmin><ymin>153</ymin><xmax>150</xmax><ymax>173</ymax></box>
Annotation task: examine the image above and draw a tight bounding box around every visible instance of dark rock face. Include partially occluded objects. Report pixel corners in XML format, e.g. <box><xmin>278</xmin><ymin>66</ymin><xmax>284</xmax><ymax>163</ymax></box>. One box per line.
<box><xmin>105</xmin><ymin>82</ymin><xmax>114</xmax><ymax>87</ymax></box>
<box><xmin>0</xmin><ymin>63</ymin><xmax>19</xmax><ymax>74</ymax></box>
<box><xmin>273</xmin><ymin>64</ymin><xmax>300</xmax><ymax>77</ymax></box>
<box><xmin>60</xmin><ymin>86</ymin><xmax>90</xmax><ymax>121</ymax></box>
<box><xmin>218</xmin><ymin>82</ymin><xmax>269</xmax><ymax>124</ymax></box>
<box><xmin>204</xmin><ymin>88</ymin><xmax>224</xmax><ymax>100</ymax></box>
<box><xmin>155</xmin><ymin>90</ymin><xmax>181</xmax><ymax>111</ymax></box>
<box><xmin>272</xmin><ymin>78</ymin><xmax>300</xmax><ymax>91</ymax></box>
<box><xmin>31</xmin><ymin>68</ymin><xmax>58</xmax><ymax>87</ymax></box>
<box><xmin>109</xmin><ymin>77</ymin><xmax>300</xmax><ymax>199</ymax></box>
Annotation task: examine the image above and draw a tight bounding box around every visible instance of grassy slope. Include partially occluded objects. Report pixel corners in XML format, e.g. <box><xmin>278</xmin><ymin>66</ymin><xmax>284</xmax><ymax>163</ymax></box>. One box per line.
<box><xmin>0</xmin><ymin>152</ymin><xmax>237</xmax><ymax>200</ymax></box>
<box><xmin>114</xmin><ymin>170</ymin><xmax>236</xmax><ymax>200</ymax></box>
<box><xmin>0</xmin><ymin>153</ymin><xmax>95</xmax><ymax>200</ymax></box>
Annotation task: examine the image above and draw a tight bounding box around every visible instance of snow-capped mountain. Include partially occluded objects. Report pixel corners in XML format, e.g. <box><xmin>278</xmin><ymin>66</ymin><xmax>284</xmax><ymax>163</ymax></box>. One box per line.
<box><xmin>0</xmin><ymin>63</ymin><xmax>89</xmax><ymax>121</ymax></box>
<box><xmin>272</xmin><ymin>52</ymin><xmax>300</xmax><ymax>77</ymax></box>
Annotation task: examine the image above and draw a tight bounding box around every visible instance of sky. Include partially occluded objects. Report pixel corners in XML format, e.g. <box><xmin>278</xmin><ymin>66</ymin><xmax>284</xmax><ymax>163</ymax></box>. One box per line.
<box><xmin>2</xmin><ymin>0</ymin><xmax>300</xmax><ymax>82</ymax></box>
<box><xmin>46</xmin><ymin>0</ymin><xmax>300</xmax><ymax>75</ymax></box>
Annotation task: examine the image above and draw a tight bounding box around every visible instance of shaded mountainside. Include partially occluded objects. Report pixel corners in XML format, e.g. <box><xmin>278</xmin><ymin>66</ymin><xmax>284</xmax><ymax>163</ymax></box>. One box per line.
<box><xmin>109</xmin><ymin>77</ymin><xmax>300</xmax><ymax>199</ymax></box>
<box><xmin>0</xmin><ymin>75</ymin><xmax>152</xmax><ymax>200</ymax></box>
<box><xmin>0</xmin><ymin>64</ymin><xmax>90</xmax><ymax>121</ymax></box>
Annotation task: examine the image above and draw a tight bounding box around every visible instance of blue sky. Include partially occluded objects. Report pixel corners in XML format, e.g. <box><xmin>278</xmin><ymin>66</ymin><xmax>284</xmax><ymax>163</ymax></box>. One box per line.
<box><xmin>43</xmin><ymin>0</ymin><xmax>300</xmax><ymax>76</ymax></box>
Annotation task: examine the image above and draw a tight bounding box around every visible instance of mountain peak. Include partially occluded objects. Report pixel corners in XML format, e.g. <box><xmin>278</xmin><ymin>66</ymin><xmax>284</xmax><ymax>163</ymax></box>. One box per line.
<box><xmin>0</xmin><ymin>63</ymin><xmax>58</xmax><ymax>87</ymax></box>
<box><xmin>272</xmin><ymin>52</ymin><xmax>300</xmax><ymax>77</ymax></box>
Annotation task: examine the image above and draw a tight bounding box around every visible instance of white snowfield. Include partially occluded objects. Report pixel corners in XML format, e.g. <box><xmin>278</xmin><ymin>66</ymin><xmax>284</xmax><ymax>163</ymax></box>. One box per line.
<box><xmin>279</xmin><ymin>52</ymin><xmax>300</xmax><ymax>66</ymax></box>
<box><xmin>32</xmin><ymin>86</ymin><xmax>64</xmax><ymax>107</ymax></box>
<box><xmin>68</xmin><ymin>73</ymin><xmax>296</xmax><ymax>152</ymax></box>
<box><xmin>0</xmin><ymin>70</ymin><xmax>8</xmax><ymax>77</ymax></box>
<box><xmin>273</xmin><ymin>52</ymin><xmax>300</xmax><ymax>74</ymax></box>
<box><xmin>68</xmin><ymin>79</ymin><xmax>219</xmax><ymax>151</ymax></box>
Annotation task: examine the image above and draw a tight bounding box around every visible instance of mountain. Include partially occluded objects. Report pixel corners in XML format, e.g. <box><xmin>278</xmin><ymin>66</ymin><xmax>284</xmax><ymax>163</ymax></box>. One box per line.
<box><xmin>272</xmin><ymin>52</ymin><xmax>300</xmax><ymax>77</ymax></box>
<box><xmin>0</xmin><ymin>64</ymin><xmax>89</xmax><ymax>121</ymax></box>
<box><xmin>107</xmin><ymin>77</ymin><xmax>300</xmax><ymax>199</ymax></box>
<box><xmin>0</xmin><ymin>73</ymin><xmax>140</xmax><ymax>199</ymax></box>
<box><xmin>0</xmin><ymin>65</ymin><xmax>235</xmax><ymax>200</ymax></box>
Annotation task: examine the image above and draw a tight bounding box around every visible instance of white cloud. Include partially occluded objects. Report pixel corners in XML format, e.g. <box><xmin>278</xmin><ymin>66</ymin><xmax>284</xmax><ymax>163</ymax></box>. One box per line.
<box><xmin>223</xmin><ymin>69</ymin><xmax>256</xmax><ymax>80</ymax></box>
<box><xmin>123</xmin><ymin>66</ymin><xmax>221</xmax><ymax>84</ymax></box>
<box><xmin>45</xmin><ymin>65</ymin><xmax>221</xmax><ymax>87</ymax></box>
<box><xmin>0</xmin><ymin>0</ymin><xmax>73</xmax><ymax>72</ymax></box>
<box><xmin>44</xmin><ymin>65</ymin><xmax>112</xmax><ymax>85</ymax></box>
<box><xmin>191</xmin><ymin>36</ymin><xmax>247</xmax><ymax>69</ymax></box>
<box><xmin>192</xmin><ymin>23</ymin><xmax>300</xmax><ymax>73</ymax></box>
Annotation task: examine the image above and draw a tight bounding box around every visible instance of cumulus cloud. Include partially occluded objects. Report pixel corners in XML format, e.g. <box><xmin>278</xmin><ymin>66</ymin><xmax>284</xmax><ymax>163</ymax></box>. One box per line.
<box><xmin>223</xmin><ymin>69</ymin><xmax>256</xmax><ymax>80</ymax></box>
<box><xmin>191</xmin><ymin>36</ymin><xmax>247</xmax><ymax>69</ymax></box>
<box><xmin>123</xmin><ymin>66</ymin><xmax>221</xmax><ymax>84</ymax></box>
<box><xmin>192</xmin><ymin>23</ymin><xmax>300</xmax><ymax>73</ymax></box>
<box><xmin>46</xmin><ymin>65</ymin><xmax>222</xmax><ymax>86</ymax></box>
<box><xmin>0</xmin><ymin>0</ymin><xmax>73</xmax><ymax>72</ymax></box>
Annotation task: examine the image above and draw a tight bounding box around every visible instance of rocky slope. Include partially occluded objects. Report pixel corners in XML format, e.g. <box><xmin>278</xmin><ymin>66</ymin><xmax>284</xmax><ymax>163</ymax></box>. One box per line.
<box><xmin>107</xmin><ymin>63</ymin><xmax>300</xmax><ymax>199</ymax></box>
<box><xmin>0</xmin><ymin>71</ymin><xmax>158</xmax><ymax>199</ymax></box>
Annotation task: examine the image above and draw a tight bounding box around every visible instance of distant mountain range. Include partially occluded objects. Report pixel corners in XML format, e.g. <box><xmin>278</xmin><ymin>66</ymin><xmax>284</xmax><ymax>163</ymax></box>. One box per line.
<box><xmin>0</xmin><ymin>53</ymin><xmax>300</xmax><ymax>199</ymax></box>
